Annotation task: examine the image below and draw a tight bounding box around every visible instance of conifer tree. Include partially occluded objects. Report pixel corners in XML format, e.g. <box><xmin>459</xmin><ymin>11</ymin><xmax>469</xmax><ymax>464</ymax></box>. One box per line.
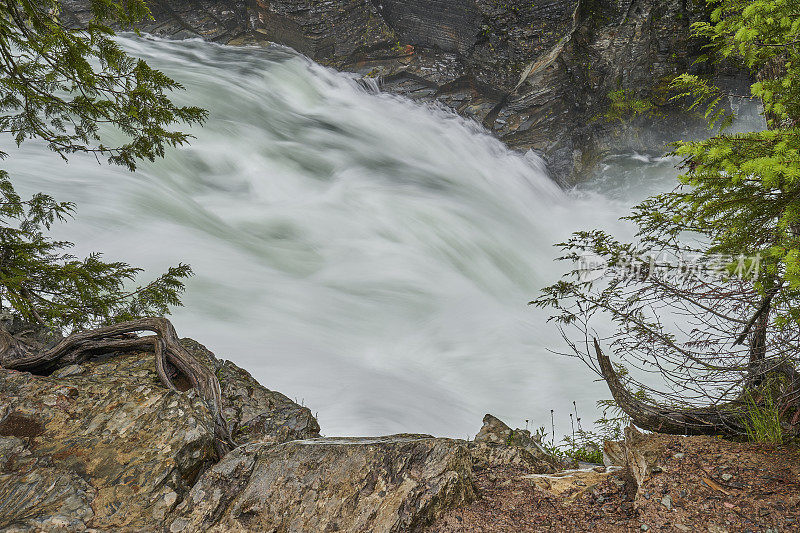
<box><xmin>533</xmin><ymin>0</ymin><xmax>800</xmax><ymax>438</ymax></box>
<box><xmin>0</xmin><ymin>0</ymin><xmax>206</xmax><ymax>330</ymax></box>
<box><xmin>0</xmin><ymin>2</ymin><xmax>232</xmax><ymax>452</ymax></box>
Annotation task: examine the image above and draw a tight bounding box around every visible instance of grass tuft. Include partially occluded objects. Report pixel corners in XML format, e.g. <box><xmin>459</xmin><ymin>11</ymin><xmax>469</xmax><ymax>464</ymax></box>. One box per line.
<box><xmin>741</xmin><ymin>387</ymin><xmax>784</xmax><ymax>445</ymax></box>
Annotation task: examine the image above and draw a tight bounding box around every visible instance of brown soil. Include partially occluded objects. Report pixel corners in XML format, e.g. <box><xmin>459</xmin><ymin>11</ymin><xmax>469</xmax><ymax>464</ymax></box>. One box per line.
<box><xmin>0</xmin><ymin>412</ymin><xmax>45</xmax><ymax>438</ymax></box>
<box><xmin>427</xmin><ymin>435</ymin><xmax>800</xmax><ymax>532</ymax></box>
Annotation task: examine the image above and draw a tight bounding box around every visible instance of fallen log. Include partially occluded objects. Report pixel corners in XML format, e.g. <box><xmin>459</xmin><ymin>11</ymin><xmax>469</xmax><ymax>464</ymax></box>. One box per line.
<box><xmin>595</xmin><ymin>338</ymin><xmax>747</xmax><ymax>436</ymax></box>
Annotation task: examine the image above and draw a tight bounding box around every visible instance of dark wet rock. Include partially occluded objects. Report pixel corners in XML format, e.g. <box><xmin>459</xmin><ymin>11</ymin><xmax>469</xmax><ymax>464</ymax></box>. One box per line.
<box><xmin>469</xmin><ymin>414</ymin><xmax>566</xmax><ymax>473</ymax></box>
<box><xmin>168</xmin><ymin>434</ymin><xmax>474</xmax><ymax>533</ymax></box>
<box><xmin>49</xmin><ymin>363</ymin><xmax>84</xmax><ymax>378</ymax></box>
<box><xmin>60</xmin><ymin>0</ymin><xmax>744</xmax><ymax>183</ymax></box>
<box><xmin>0</xmin><ymin>340</ymin><xmax>319</xmax><ymax>531</ymax></box>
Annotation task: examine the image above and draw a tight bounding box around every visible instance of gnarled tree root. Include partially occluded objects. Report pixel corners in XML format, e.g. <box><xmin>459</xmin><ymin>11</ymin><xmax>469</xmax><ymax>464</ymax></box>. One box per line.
<box><xmin>0</xmin><ymin>317</ymin><xmax>232</xmax><ymax>455</ymax></box>
<box><xmin>594</xmin><ymin>339</ymin><xmax>800</xmax><ymax>437</ymax></box>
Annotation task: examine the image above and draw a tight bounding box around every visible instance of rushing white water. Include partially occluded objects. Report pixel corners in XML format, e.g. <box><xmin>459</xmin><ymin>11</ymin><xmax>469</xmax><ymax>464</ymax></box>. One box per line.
<box><xmin>9</xmin><ymin>36</ymin><xmax>682</xmax><ymax>439</ymax></box>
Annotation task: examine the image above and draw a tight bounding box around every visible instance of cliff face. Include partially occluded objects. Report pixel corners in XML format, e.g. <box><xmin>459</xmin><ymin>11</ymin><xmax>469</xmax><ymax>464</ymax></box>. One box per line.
<box><xmin>0</xmin><ymin>331</ymin><xmax>564</xmax><ymax>533</ymax></box>
<box><xmin>59</xmin><ymin>0</ymin><xmax>736</xmax><ymax>182</ymax></box>
<box><xmin>0</xmin><ymin>338</ymin><xmax>480</xmax><ymax>532</ymax></box>
<box><xmin>0</xmin><ymin>340</ymin><xmax>320</xmax><ymax>531</ymax></box>
<box><xmin>6</xmin><ymin>344</ymin><xmax>798</xmax><ymax>533</ymax></box>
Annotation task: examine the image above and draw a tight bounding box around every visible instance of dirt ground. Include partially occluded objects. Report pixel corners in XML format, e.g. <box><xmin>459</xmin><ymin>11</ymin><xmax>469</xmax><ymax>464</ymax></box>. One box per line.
<box><xmin>427</xmin><ymin>435</ymin><xmax>800</xmax><ymax>532</ymax></box>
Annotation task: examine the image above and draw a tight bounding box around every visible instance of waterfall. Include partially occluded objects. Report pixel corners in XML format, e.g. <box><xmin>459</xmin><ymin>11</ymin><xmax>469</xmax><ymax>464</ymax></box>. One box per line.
<box><xmin>8</xmin><ymin>36</ymin><xmax>681</xmax><ymax>438</ymax></box>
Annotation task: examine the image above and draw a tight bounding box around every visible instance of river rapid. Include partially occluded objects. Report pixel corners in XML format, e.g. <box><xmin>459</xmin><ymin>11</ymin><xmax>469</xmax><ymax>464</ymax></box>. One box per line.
<box><xmin>11</xmin><ymin>36</ymin><xmax>686</xmax><ymax>439</ymax></box>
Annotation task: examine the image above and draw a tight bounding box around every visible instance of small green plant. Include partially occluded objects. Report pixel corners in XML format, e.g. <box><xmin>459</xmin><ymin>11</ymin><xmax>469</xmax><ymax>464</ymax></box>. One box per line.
<box><xmin>740</xmin><ymin>387</ymin><xmax>784</xmax><ymax>444</ymax></box>
<box><xmin>535</xmin><ymin>402</ymin><xmax>610</xmax><ymax>465</ymax></box>
<box><xmin>563</xmin><ymin>430</ymin><xmax>605</xmax><ymax>464</ymax></box>
<box><xmin>600</xmin><ymin>89</ymin><xmax>658</xmax><ymax>123</ymax></box>
<box><xmin>536</xmin><ymin>428</ymin><xmax>604</xmax><ymax>465</ymax></box>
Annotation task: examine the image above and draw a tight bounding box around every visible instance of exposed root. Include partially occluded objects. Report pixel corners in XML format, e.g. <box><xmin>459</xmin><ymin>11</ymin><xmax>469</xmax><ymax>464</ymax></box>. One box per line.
<box><xmin>0</xmin><ymin>317</ymin><xmax>232</xmax><ymax>455</ymax></box>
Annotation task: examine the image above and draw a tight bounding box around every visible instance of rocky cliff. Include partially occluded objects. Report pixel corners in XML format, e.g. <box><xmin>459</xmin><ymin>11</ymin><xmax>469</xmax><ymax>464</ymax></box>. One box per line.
<box><xmin>0</xmin><ymin>339</ymin><xmax>484</xmax><ymax>532</ymax></box>
<box><xmin>59</xmin><ymin>0</ymin><xmax>747</xmax><ymax>184</ymax></box>
<box><xmin>6</xmin><ymin>348</ymin><xmax>798</xmax><ymax>533</ymax></box>
<box><xmin>0</xmin><ymin>333</ymin><xmax>570</xmax><ymax>532</ymax></box>
<box><xmin>0</xmin><ymin>340</ymin><xmax>321</xmax><ymax>531</ymax></box>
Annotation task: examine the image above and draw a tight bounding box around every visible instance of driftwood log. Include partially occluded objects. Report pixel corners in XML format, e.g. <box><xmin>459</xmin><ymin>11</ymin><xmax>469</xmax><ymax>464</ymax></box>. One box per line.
<box><xmin>0</xmin><ymin>317</ymin><xmax>232</xmax><ymax>455</ymax></box>
<box><xmin>594</xmin><ymin>338</ymin><xmax>800</xmax><ymax>437</ymax></box>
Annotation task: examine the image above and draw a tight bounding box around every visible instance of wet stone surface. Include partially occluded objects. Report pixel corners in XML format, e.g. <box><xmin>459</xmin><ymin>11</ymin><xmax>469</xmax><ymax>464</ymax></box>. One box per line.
<box><xmin>0</xmin><ymin>339</ymin><xmax>319</xmax><ymax>531</ymax></box>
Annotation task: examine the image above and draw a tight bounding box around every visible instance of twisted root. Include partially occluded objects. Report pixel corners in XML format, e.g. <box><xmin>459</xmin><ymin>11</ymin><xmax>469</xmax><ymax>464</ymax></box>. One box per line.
<box><xmin>0</xmin><ymin>317</ymin><xmax>232</xmax><ymax>455</ymax></box>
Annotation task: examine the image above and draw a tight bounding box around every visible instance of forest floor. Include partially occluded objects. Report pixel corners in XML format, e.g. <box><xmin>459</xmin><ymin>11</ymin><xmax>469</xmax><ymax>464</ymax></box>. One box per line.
<box><xmin>427</xmin><ymin>434</ymin><xmax>800</xmax><ymax>532</ymax></box>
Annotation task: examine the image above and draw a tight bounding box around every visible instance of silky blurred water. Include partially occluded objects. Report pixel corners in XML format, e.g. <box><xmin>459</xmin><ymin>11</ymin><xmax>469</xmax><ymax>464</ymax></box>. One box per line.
<box><xmin>9</xmin><ymin>36</ymin><xmax>685</xmax><ymax>439</ymax></box>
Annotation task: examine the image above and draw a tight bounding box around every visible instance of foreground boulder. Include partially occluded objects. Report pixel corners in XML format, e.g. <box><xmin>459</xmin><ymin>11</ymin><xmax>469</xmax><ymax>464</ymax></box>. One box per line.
<box><xmin>0</xmin><ymin>336</ymin><xmax>471</xmax><ymax>532</ymax></box>
<box><xmin>0</xmin><ymin>352</ymin><xmax>215</xmax><ymax>530</ymax></box>
<box><xmin>469</xmin><ymin>414</ymin><xmax>566</xmax><ymax>473</ymax></box>
<box><xmin>0</xmin><ymin>341</ymin><xmax>318</xmax><ymax>531</ymax></box>
<box><xmin>168</xmin><ymin>435</ymin><xmax>475</xmax><ymax>532</ymax></box>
